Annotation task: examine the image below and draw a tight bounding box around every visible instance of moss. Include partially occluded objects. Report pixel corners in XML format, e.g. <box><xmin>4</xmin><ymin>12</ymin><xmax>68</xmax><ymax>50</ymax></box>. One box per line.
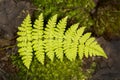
<box><xmin>31</xmin><ymin>0</ymin><xmax>95</xmax><ymax>28</ymax></box>
<box><xmin>93</xmin><ymin>0</ymin><xmax>120</xmax><ymax>39</ymax></box>
<box><xmin>11</xmin><ymin>55</ymin><xmax>96</xmax><ymax>80</ymax></box>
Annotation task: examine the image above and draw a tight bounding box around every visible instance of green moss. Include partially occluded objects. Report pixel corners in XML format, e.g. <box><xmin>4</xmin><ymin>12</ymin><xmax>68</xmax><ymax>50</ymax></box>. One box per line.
<box><xmin>93</xmin><ymin>0</ymin><xmax>120</xmax><ymax>39</ymax></box>
<box><xmin>31</xmin><ymin>0</ymin><xmax>95</xmax><ymax>27</ymax></box>
<box><xmin>11</xmin><ymin>55</ymin><xmax>96</xmax><ymax>80</ymax></box>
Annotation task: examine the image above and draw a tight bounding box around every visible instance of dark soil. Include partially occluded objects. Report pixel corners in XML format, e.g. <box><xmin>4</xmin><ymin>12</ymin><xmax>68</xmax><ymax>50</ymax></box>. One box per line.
<box><xmin>0</xmin><ymin>0</ymin><xmax>120</xmax><ymax>80</ymax></box>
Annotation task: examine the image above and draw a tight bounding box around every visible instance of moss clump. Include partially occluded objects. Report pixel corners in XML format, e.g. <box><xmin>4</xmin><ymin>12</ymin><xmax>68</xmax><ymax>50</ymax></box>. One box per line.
<box><xmin>31</xmin><ymin>0</ymin><xmax>95</xmax><ymax>28</ymax></box>
<box><xmin>93</xmin><ymin>0</ymin><xmax>120</xmax><ymax>39</ymax></box>
<box><xmin>11</xmin><ymin>55</ymin><xmax>96</xmax><ymax>80</ymax></box>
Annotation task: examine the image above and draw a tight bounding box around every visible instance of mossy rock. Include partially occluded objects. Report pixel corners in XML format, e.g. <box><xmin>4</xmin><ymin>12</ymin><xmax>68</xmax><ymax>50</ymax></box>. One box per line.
<box><xmin>31</xmin><ymin>0</ymin><xmax>95</xmax><ymax>28</ymax></box>
<box><xmin>93</xmin><ymin>0</ymin><xmax>120</xmax><ymax>40</ymax></box>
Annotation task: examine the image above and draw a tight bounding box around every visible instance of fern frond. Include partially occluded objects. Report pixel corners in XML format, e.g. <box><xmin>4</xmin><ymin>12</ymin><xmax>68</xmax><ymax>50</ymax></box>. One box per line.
<box><xmin>44</xmin><ymin>14</ymin><xmax>57</xmax><ymax>61</ymax></box>
<box><xmin>17</xmin><ymin>13</ymin><xmax>107</xmax><ymax>69</ymax></box>
<box><xmin>32</xmin><ymin>13</ymin><xmax>44</xmax><ymax>64</ymax></box>
<box><xmin>17</xmin><ymin>14</ymin><xmax>33</xmax><ymax>69</ymax></box>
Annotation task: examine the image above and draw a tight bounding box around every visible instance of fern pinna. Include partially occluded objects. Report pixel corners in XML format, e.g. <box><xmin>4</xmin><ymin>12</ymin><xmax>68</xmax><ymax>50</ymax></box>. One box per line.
<box><xmin>17</xmin><ymin>14</ymin><xmax>33</xmax><ymax>69</ymax></box>
<box><xmin>32</xmin><ymin>13</ymin><xmax>44</xmax><ymax>65</ymax></box>
<box><xmin>17</xmin><ymin>13</ymin><xmax>107</xmax><ymax>69</ymax></box>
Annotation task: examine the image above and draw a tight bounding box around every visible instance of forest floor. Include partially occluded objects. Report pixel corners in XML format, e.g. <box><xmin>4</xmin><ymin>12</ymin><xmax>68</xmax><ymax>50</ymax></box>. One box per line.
<box><xmin>0</xmin><ymin>0</ymin><xmax>120</xmax><ymax>80</ymax></box>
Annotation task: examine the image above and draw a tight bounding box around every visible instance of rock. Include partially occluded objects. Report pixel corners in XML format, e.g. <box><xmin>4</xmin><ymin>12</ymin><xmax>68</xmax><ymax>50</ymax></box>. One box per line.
<box><xmin>92</xmin><ymin>68</ymin><xmax>120</xmax><ymax>80</ymax></box>
<box><xmin>0</xmin><ymin>0</ymin><xmax>31</xmax><ymax>39</ymax></box>
<box><xmin>91</xmin><ymin>37</ymin><xmax>120</xmax><ymax>80</ymax></box>
<box><xmin>93</xmin><ymin>0</ymin><xmax>120</xmax><ymax>39</ymax></box>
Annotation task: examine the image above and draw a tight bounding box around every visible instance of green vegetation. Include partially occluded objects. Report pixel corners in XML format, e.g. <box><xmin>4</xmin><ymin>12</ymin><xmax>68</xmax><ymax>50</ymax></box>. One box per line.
<box><xmin>11</xmin><ymin>55</ymin><xmax>96</xmax><ymax>80</ymax></box>
<box><xmin>12</xmin><ymin>0</ymin><xmax>110</xmax><ymax>79</ymax></box>
<box><xmin>93</xmin><ymin>0</ymin><xmax>120</xmax><ymax>38</ymax></box>
<box><xmin>32</xmin><ymin>0</ymin><xmax>95</xmax><ymax>27</ymax></box>
<box><xmin>17</xmin><ymin>13</ymin><xmax>107</xmax><ymax>69</ymax></box>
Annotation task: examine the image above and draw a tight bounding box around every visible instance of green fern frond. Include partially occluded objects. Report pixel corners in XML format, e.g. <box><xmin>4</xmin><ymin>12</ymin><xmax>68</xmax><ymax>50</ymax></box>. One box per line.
<box><xmin>17</xmin><ymin>14</ymin><xmax>33</xmax><ymax>69</ymax></box>
<box><xmin>32</xmin><ymin>13</ymin><xmax>44</xmax><ymax>64</ymax></box>
<box><xmin>44</xmin><ymin>14</ymin><xmax>58</xmax><ymax>61</ymax></box>
<box><xmin>17</xmin><ymin>13</ymin><xmax>107</xmax><ymax>69</ymax></box>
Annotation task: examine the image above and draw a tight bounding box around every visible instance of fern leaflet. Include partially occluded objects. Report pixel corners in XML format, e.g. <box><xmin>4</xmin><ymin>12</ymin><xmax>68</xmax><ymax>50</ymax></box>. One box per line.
<box><xmin>54</xmin><ymin>16</ymin><xmax>68</xmax><ymax>61</ymax></box>
<box><xmin>17</xmin><ymin>14</ymin><xmax>33</xmax><ymax>69</ymax></box>
<box><xmin>64</xmin><ymin>23</ymin><xmax>79</xmax><ymax>61</ymax></box>
<box><xmin>32</xmin><ymin>13</ymin><xmax>44</xmax><ymax>64</ymax></box>
<box><xmin>44</xmin><ymin>14</ymin><xmax>57</xmax><ymax>61</ymax></box>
